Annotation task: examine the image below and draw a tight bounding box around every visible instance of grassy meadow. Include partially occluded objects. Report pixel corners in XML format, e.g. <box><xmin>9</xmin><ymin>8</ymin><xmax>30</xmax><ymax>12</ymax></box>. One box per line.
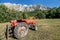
<box><xmin>0</xmin><ymin>19</ymin><xmax>60</xmax><ymax>40</ymax></box>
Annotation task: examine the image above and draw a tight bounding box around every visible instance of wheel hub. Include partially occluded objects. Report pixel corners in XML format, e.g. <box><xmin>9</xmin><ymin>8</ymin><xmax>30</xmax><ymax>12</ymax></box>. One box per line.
<box><xmin>18</xmin><ymin>26</ymin><xmax>26</xmax><ymax>37</ymax></box>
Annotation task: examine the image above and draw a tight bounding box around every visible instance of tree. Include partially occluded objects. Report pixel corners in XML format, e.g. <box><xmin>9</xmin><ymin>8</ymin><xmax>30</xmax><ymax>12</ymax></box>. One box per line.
<box><xmin>46</xmin><ymin>8</ymin><xmax>57</xmax><ymax>18</ymax></box>
<box><xmin>35</xmin><ymin>11</ymin><xmax>46</xmax><ymax>19</ymax></box>
<box><xmin>22</xmin><ymin>12</ymin><xmax>28</xmax><ymax>19</ymax></box>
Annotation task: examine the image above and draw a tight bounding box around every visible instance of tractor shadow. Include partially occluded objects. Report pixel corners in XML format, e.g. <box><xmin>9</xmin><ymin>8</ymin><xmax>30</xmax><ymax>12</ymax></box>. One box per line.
<box><xmin>29</xmin><ymin>28</ymin><xmax>35</xmax><ymax>31</ymax></box>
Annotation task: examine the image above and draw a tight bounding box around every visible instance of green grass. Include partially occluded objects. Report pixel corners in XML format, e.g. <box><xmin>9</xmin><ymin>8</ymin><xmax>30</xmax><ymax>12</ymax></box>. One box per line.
<box><xmin>0</xmin><ymin>19</ymin><xmax>60</xmax><ymax>40</ymax></box>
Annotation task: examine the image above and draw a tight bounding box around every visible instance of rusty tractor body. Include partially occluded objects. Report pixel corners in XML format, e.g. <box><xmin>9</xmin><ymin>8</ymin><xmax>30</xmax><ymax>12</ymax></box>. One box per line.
<box><xmin>6</xmin><ymin>19</ymin><xmax>37</xmax><ymax>39</ymax></box>
<box><xmin>10</xmin><ymin>19</ymin><xmax>36</xmax><ymax>27</ymax></box>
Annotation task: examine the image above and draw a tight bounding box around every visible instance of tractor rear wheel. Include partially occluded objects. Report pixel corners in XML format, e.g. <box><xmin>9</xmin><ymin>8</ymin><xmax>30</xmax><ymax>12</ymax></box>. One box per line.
<box><xmin>14</xmin><ymin>22</ymin><xmax>29</xmax><ymax>39</ymax></box>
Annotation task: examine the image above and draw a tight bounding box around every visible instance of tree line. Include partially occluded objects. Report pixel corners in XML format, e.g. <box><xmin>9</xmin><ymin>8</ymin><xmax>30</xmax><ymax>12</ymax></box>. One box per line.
<box><xmin>0</xmin><ymin>4</ymin><xmax>60</xmax><ymax>22</ymax></box>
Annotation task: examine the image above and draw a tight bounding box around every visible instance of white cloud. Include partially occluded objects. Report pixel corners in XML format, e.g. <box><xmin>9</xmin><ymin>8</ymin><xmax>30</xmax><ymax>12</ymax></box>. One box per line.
<box><xmin>23</xmin><ymin>5</ymin><xmax>28</xmax><ymax>7</ymax></box>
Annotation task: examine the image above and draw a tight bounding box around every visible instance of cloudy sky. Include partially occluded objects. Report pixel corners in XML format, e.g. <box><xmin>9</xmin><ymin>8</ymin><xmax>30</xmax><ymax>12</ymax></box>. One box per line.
<box><xmin>0</xmin><ymin>0</ymin><xmax>60</xmax><ymax>8</ymax></box>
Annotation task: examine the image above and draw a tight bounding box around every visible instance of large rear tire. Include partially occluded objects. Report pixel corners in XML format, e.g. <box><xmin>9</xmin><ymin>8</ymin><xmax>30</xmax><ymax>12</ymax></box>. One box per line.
<box><xmin>14</xmin><ymin>22</ymin><xmax>29</xmax><ymax>39</ymax></box>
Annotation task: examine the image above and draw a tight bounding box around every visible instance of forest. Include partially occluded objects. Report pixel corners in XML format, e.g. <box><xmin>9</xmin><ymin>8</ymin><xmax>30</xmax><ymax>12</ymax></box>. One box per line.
<box><xmin>0</xmin><ymin>4</ymin><xmax>60</xmax><ymax>22</ymax></box>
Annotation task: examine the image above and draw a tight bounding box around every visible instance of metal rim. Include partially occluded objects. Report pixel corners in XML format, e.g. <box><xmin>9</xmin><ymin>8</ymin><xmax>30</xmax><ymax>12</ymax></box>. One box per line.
<box><xmin>18</xmin><ymin>26</ymin><xmax>26</xmax><ymax>36</ymax></box>
<box><xmin>18</xmin><ymin>26</ymin><xmax>28</xmax><ymax>38</ymax></box>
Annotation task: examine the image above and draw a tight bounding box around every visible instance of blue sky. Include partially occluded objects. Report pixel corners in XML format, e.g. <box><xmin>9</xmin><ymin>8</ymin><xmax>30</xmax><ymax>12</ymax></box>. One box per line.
<box><xmin>0</xmin><ymin>0</ymin><xmax>60</xmax><ymax>8</ymax></box>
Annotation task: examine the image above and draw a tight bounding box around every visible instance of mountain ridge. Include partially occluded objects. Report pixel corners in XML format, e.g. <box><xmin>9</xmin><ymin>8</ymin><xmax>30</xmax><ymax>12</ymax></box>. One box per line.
<box><xmin>1</xmin><ymin>3</ymin><xmax>50</xmax><ymax>12</ymax></box>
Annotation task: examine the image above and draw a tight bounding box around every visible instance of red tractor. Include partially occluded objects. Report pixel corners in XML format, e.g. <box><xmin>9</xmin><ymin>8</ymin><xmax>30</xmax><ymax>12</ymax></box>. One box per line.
<box><xmin>6</xmin><ymin>19</ymin><xmax>37</xmax><ymax>39</ymax></box>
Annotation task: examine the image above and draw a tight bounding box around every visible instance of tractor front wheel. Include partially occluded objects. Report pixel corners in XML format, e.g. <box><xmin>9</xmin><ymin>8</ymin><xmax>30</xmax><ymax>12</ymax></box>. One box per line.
<box><xmin>34</xmin><ymin>25</ymin><xmax>37</xmax><ymax>31</ymax></box>
<box><xmin>29</xmin><ymin>24</ymin><xmax>37</xmax><ymax>31</ymax></box>
<box><xmin>14</xmin><ymin>22</ymin><xmax>29</xmax><ymax>39</ymax></box>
